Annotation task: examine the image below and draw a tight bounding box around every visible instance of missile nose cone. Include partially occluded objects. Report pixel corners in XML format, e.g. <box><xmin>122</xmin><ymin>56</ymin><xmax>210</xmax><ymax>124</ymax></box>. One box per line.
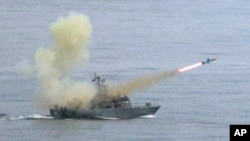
<box><xmin>202</xmin><ymin>57</ymin><xmax>217</xmax><ymax>65</ymax></box>
<box><xmin>211</xmin><ymin>58</ymin><xmax>217</xmax><ymax>61</ymax></box>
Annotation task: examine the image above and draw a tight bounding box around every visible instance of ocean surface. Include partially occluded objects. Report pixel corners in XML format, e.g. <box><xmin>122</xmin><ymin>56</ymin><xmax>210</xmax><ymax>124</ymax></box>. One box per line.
<box><xmin>1</xmin><ymin>1</ymin><xmax>250</xmax><ymax>141</ymax></box>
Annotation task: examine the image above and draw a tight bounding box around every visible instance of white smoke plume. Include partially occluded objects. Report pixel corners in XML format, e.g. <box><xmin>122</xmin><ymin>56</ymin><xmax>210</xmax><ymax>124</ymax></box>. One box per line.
<box><xmin>35</xmin><ymin>13</ymin><xmax>96</xmax><ymax>109</ymax></box>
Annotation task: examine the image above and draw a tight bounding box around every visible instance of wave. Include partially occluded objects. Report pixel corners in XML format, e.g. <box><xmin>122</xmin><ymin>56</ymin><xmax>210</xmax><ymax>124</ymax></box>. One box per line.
<box><xmin>0</xmin><ymin>113</ymin><xmax>6</xmax><ymax>116</ymax></box>
<box><xmin>0</xmin><ymin>113</ymin><xmax>156</xmax><ymax>120</ymax></box>
<box><xmin>26</xmin><ymin>114</ymin><xmax>54</xmax><ymax>120</ymax></box>
<box><xmin>0</xmin><ymin>113</ymin><xmax>7</xmax><ymax>120</ymax></box>
<box><xmin>9</xmin><ymin>116</ymin><xmax>25</xmax><ymax>120</ymax></box>
<box><xmin>0</xmin><ymin>114</ymin><xmax>54</xmax><ymax>121</ymax></box>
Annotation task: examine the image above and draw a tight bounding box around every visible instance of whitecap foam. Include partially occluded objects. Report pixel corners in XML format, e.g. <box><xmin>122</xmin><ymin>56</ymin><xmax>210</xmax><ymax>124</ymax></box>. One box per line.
<box><xmin>9</xmin><ymin>116</ymin><xmax>25</xmax><ymax>120</ymax></box>
<box><xmin>140</xmin><ymin>115</ymin><xmax>156</xmax><ymax>118</ymax></box>
<box><xmin>26</xmin><ymin>114</ymin><xmax>53</xmax><ymax>120</ymax></box>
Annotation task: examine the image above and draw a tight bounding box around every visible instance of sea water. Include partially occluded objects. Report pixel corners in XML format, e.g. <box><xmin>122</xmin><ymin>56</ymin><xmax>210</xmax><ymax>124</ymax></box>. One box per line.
<box><xmin>1</xmin><ymin>1</ymin><xmax>250</xmax><ymax>141</ymax></box>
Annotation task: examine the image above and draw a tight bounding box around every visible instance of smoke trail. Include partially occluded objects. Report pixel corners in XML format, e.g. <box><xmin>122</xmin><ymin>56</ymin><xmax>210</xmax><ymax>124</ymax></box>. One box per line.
<box><xmin>105</xmin><ymin>58</ymin><xmax>217</xmax><ymax>99</ymax></box>
<box><xmin>35</xmin><ymin>13</ymin><xmax>96</xmax><ymax>109</ymax></box>
<box><xmin>105</xmin><ymin>70</ymin><xmax>176</xmax><ymax>99</ymax></box>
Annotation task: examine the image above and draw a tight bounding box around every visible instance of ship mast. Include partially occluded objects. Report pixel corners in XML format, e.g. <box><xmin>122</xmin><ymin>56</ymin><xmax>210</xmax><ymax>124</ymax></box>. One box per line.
<box><xmin>92</xmin><ymin>73</ymin><xmax>107</xmax><ymax>96</ymax></box>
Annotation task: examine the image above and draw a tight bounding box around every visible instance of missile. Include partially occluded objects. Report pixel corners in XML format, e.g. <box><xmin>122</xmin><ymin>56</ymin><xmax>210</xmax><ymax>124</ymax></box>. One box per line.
<box><xmin>201</xmin><ymin>58</ymin><xmax>217</xmax><ymax>65</ymax></box>
<box><xmin>177</xmin><ymin>57</ymin><xmax>217</xmax><ymax>73</ymax></box>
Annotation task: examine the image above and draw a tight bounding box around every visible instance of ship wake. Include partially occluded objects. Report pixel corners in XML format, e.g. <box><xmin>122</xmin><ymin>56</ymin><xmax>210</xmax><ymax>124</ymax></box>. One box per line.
<box><xmin>0</xmin><ymin>114</ymin><xmax>54</xmax><ymax>121</ymax></box>
<box><xmin>1</xmin><ymin>114</ymin><xmax>156</xmax><ymax>120</ymax></box>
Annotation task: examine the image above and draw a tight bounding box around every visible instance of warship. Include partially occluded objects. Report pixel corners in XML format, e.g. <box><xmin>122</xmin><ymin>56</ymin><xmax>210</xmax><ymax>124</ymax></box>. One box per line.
<box><xmin>50</xmin><ymin>74</ymin><xmax>160</xmax><ymax>119</ymax></box>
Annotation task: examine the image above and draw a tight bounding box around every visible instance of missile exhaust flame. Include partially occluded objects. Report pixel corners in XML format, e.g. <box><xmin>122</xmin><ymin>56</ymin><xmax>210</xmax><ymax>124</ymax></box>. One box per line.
<box><xmin>178</xmin><ymin>62</ymin><xmax>202</xmax><ymax>72</ymax></box>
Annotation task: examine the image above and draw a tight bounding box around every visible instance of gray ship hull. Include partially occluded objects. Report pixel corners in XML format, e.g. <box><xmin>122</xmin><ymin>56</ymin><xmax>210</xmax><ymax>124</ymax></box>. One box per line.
<box><xmin>50</xmin><ymin>75</ymin><xmax>161</xmax><ymax>119</ymax></box>
<box><xmin>50</xmin><ymin>106</ymin><xmax>160</xmax><ymax>119</ymax></box>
